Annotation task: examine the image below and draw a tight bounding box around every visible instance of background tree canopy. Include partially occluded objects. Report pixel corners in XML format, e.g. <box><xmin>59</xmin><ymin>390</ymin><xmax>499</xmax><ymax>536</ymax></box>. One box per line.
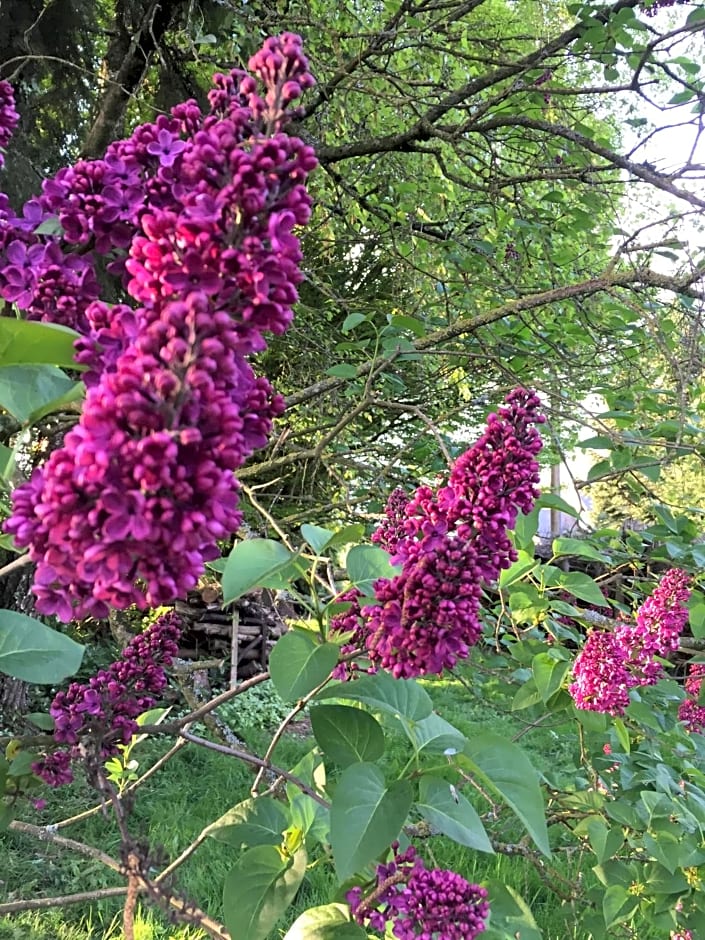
<box><xmin>1</xmin><ymin>0</ymin><xmax>705</xmax><ymax>529</ymax></box>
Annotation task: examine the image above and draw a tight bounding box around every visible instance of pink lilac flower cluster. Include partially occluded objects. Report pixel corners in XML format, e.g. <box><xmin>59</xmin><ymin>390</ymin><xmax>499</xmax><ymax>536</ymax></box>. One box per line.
<box><xmin>678</xmin><ymin>663</ymin><xmax>705</xmax><ymax>732</ymax></box>
<box><xmin>4</xmin><ymin>35</ymin><xmax>317</xmax><ymax>621</ymax></box>
<box><xmin>347</xmin><ymin>842</ymin><xmax>489</xmax><ymax>939</ymax></box>
<box><xmin>32</xmin><ymin>611</ymin><xmax>181</xmax><ymax>787</ymax></box>
<box><xmin>332</xmin><ymin>389</ymin><xmax>544</xmax><ymax>678</ymax></box>
<box><xmin>0</xmin><ymin>80</ymin><xmax>19</xmax><ymax>168</ymax></box>
<box><xmin>568</xmin><ymin>630</ymin><xmax>633</xmax><ymax>717</ymax></box>
<box><xmin>570</xmin><ymin>568</ymin><xmax>692</xmax><ymax>715</ymax></box>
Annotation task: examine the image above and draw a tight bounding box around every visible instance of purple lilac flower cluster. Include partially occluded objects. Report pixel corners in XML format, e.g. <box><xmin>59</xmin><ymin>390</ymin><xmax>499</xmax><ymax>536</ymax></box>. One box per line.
<box><xmin>33</xmin><ymin>611</ymin><xmax>181</xmax><ymax>786</ymax></box>
<box><xmin>370</xmin><ymin>487</ymin><xmax>410</xmax><ymax>555</ymax></box>
<box><xmin>347</xmin><ymin>842</ymin><xmax>489</xmax><ymax>939</ymax></box>
<box><xmin>678</xmin><ymin>663</ymin><xmax>705</xmax><ymax>732</ymax></box>
<box><xmin>570</xmin><ymin>568</ymin><xmax>692</xmax><ymax>715</ymax></box>
<box><xmin>4</xmin><ymin>35</ymin><xmax>317</xmax><ymax>621</ymax></box>
<box><xmin>0</xmin><ymin>80</ymin><xmax>19</xmax><ymax>168</ymax></box>
<box><xmin>332</xmin><ymin>389</ymin><xmax>544</xmax><ymax>678</ymax></box>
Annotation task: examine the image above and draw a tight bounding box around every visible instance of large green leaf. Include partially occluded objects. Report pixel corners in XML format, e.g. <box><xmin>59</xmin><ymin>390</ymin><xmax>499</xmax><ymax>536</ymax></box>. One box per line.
<box><xmin>345</xmin><ymin>545</ymin><xmax>399</xmax><ymax>596</ymax></box>
<box><xmin>0</xmin><ymin>318</ymin><xmax>81</xmax><ymax>369</ymax></box>
<box><xmin>288</xmin><ymin>791</ymin><xmax>330</xmax><ymax>844</ymax></box>
<box><xmin>270</xmin><ymin>630</ymin><xmax>339</xmax><ymax>702</ymax></box>
<box><xmin>602</xmin><ymin>883</ymin><xmax>638</xmax><ymax>929</ymax></box>
<box><xmin>498</xmin><ymin>550</ymin><xmax>537</xmax><ymax>588</ymax></box>
<box><xmin>535</xmin><ymin>494</ymin><xmax>579</xmax><ymax>518</ymax></box>
<box><xmin>532</xmin><ymin>653</ymin><xmax>570</xmax><ymax>703</ymax></box>
<box><xmin>461</xmin><ymin>731</ymin><xmax>550</xmax><ymax>857</ymax></box>
<box><xmin>317</xmin><ymin>671</ymin><xmax>432</xmax><ymax>722</ymax></box>
<box><xmin>0</xmin><ymin>610</ymin><xmax>84</xmax><ymax>684</ymax></box>
<box><xmin>552</xmin><ymin>537</ymin><xmax>610</xmax><ymax>564</ymax></box>
<box><xmin>558</xmin><ymin>571</ymin><xmax>609</xmax><ymax>607</ymax></box>
<box><xmin>0</xmin><ymin>365</ymin><xmax>83</xmax><ymax>425</ymax></box>
<box><xmin>222</xmin><ymin>845</ymin><xmax>307</xmax><ymax>940</ymax></box>
<box><xmin>483</xmin><ymin>881</ymin><xmax>542</xmax><ymax>940</ymax></box>
<box><xmin>222</xmin><ymin>539</ymin><xmax>308</xmax><ymax>602</ymax></box>
<box><xmin>417</xmin><ymin>776</ymin><xmax>493</xmax><ymax>853</ymax></box>
<box><xmin>330</xmin><ymin>762</ymin><xmax>413</xmax><ymax>880</ymax></box>
<box><xmin>283</xmin><ymin>904</ymin><xmax>367</xmax><ymax>940</ymax></box>
<box><xmin>300</xmin><ymin>523</ymin><xmax>335</xmax><ymax>553</ymax></box>
<box><xmin>205</xmin><ymin>797</ymin><xmax>287</xmax><ymax>847</ymax></box>
<box><xmin>310</xmin><ymin>704</ymin><xmax>385</xmax><ymax>767</ymax></box>
<box><xmin>401</xmin><ymin>711</ymin><xmax>466</xmax><ymax>756</ymax></box>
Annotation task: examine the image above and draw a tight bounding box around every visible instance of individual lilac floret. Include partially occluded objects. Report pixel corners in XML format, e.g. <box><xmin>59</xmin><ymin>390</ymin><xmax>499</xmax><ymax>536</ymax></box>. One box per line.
<box><xmin>0</xmin><ymin>80</ymin><xmax>19</xmax><ymax>167</ymax></box>
<box><xmin>347</xmin><ymin>843</ymin><xmax>489</xmax><ymax>939</ymax></box>
<box><xmin>32</xmin><ymin>612</ymin><xmax>180</xmax><ymax>787</ymax></box>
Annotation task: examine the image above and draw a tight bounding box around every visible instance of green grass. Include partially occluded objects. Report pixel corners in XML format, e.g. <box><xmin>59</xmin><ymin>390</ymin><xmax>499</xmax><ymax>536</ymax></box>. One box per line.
<box><xmin>0</xmin><ymin>661</ymin><xmax>647</xmax><ymax>939</ymax></box>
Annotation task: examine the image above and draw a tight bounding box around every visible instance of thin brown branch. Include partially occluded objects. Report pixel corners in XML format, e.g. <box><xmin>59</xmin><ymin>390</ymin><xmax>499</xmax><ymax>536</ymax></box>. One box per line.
<box><xmin>286</xmin><ymin>266</ymin><xmax>705</xmax><ymax>411</ymax></box>
<box><xmin>0</xmin><ymin>886</ymin><xmax>129</xmax><ymax>915</ymax></box>
<box><xmin>179</xmin><ymin>729</ymin><xmax>330</xmax><ymax>808</ymax></box>
<box><xmin>7</xmin><ymin>820</ymin><xmax>230</xmax><ymax>939</ymax></box>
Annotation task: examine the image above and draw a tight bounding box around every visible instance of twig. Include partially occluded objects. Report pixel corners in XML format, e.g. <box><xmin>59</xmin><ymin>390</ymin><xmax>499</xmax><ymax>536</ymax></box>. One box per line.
<box><xmin>0</xmin><ymin>886</ymin><xmax>129</xmax><ymax>915</ymax></box>
<box><xmin>0</xmin><ymin>553</ymin><xmax>31</xmax><ymax>579</ymax></box>
<box><xmin>7</xmin><ymin>820</ymin><xmax>230</xmax><ymax>940</ymax></box>
<box><xmin>250</xmin><ymin>671</ymin><xmax>332</xmax><ymax>797</ymax></box>
<box><xmin>179</xmin><ymin>730</ymin><xmax>330</xmax><ymax>808</ymax></box>
<box><xmin>154</xmin><ymin>826</ymin><xmax>212</xmax><ymax>885</ymax></box>
<box><xmin>140</xmin><ymin>670</ymin><xmax>270</xmax><ymax>734</ymax></box>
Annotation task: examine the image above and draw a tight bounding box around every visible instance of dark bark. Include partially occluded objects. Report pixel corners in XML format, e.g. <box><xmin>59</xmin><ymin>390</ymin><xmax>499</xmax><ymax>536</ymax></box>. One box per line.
<box><xmin>0</xmin><ymin>560</ymin><xmax>34</xmax><ymax>720</ymax></box>
<box><xmin>81</xmin><ymin>0</ymin><xmax>184</xmax><ymax>159</ymax></box>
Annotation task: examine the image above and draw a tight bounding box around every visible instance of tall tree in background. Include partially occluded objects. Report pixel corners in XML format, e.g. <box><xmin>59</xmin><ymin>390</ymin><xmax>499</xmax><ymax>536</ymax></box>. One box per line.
<box><xmin>1</xmin><ymin>0</ymin><xmax>704</xmax><ymax>525</ymax></box>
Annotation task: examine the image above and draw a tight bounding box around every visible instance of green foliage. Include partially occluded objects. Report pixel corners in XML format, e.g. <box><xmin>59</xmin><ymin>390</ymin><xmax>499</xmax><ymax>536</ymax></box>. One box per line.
<box><xmin>0</xmin><ymin>609</ymin><xmax>84</xmax><ymax>683</ymax></box>
<box><xmin>222</xmin><ymin>844</ymin><xmax>308</xmax><ymax>940</ymax></box>
<box><xmin>283</xmin><ymin>904</ymin><xmax>366</xmax><ymax>940</ymax></box>
<box><xmin>309</xmin><ymin>704</ymin><xmax>385</xmax><ymax>767</ymax></box>
<box><xmin>269</xmin><ymin>631</ymin><xmax>340</xmax><ymax>702</ymax></box>
<box><xmin>329</xmin><ymin>762</ymin><xmax>413</xmax><ymax>880</ymax></box>
<box><xmin>0</xmin><ymin>319</ymin><xmax>82</xmax><ymax>370</ymax></box>
<box><xmin>218</xmin><ymin>683</ymin><xmax>291</xmax><ymax>732</ymax></box>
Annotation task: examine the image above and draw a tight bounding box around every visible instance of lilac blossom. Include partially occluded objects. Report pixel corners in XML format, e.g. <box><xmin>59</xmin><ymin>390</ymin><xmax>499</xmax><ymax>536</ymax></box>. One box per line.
<box><xmin>570</xmin><ymin>569</ymin><xmax>692</xmax><ymax>716</ymax></box>
<box><xmin>620</xmin><ymin>567</ymin><xmax>691</xmax><ymax>684</ymax></box>
<box><xmin>334</xmin><ymin>389</ymin><xmax>544</xmax><ymax>678</ymax></box>
<box><xmin>32</xmin><ymin>612</ymin><xmax>181</xmax><ymax>787</ymax></box>
<box><xmin>5</xmin><ymin>34</ymin><xmax>317</xmax><ymax>620</ymax></box>
<box><xmin>347</xmin><ymin>843</ymin><xmax>489</xmax><ymax>939</ymax></box>
<box><xmin>569</xmin><ymin>630</ymin><xmax>635</xmax><ymax>716</ymax></box>
<box><xmin>679</xmin><ymin>663</ymin><xmax>705</xmax><ymax>732</ymax></box>
<box><xmin>371</xmin><ymin>487</ymin><xmax>410</xmax><ymax>555</ymax></box>
<box><xmin>0</xmin><ymin>80</ymin><xmax>19</xmax><ymax>167</ymax></box>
